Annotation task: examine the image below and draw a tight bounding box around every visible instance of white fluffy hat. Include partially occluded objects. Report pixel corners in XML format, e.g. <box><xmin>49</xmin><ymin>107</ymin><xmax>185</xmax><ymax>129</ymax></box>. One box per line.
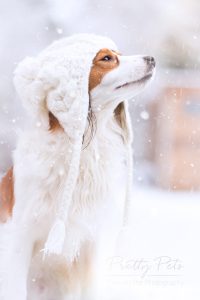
<box><xmin>14</xmin><ymin>34</ymin><xmax>118</xmax><ymax>133</ymax></box>
<box><xmin>14</xmin><ymin>34</ymin><xmax>119</xmax><ymax>256</ymax></box>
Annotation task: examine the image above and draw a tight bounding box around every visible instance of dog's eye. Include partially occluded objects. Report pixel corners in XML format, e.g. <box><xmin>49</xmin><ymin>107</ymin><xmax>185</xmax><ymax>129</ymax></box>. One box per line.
<box><xmin>101</xmin><ymin>55</ymin><xmax>112</xmax><ymax>61</ymax></box>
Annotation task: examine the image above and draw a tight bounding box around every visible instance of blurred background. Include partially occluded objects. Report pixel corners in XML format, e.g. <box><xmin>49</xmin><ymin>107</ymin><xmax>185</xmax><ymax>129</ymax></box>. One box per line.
<box><xmin>1</xmin><ymin>0</ymin><xmax>200</xmax><ymax>299</ymax></box>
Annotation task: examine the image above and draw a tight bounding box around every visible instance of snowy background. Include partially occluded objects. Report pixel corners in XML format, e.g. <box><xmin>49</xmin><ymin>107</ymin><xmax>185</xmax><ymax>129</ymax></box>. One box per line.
<box><xmin>1</xmin><ymin>0</ymin><xmax>200</xmax><ymax>299</ymax></box>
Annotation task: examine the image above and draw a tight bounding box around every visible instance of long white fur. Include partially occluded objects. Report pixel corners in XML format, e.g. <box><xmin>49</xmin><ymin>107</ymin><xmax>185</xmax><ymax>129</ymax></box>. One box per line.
<box><xmin>0</xmin><ymin>35</ymin><xmax>155</xmax><ymax>300</ymax></box>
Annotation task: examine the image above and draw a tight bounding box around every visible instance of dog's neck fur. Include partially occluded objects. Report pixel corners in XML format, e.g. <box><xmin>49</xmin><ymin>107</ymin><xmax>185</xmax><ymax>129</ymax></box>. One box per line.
<box><xmin>84</xmin><ymin>103</ymin><xmax>126</xmax><ymax>145</ymax></box>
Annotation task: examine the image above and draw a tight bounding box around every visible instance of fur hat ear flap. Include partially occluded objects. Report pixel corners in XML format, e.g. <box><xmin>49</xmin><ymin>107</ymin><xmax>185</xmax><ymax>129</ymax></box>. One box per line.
<box><xmin>14</xmin><ymin>57</ymin><xmax>50</xmax><ymax>129</ymax></box>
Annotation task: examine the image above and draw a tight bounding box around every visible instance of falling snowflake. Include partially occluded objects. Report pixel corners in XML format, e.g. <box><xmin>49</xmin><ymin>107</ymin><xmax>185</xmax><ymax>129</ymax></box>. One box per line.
<box><xmin>140</xmin><ymin>110</ymin><xmax>149</xmax><ymax>120</ymax></box>
<box><xmin>56</xmin><ymin>28</ymin><xmax>63</xmax><ymax>35</ymax></box>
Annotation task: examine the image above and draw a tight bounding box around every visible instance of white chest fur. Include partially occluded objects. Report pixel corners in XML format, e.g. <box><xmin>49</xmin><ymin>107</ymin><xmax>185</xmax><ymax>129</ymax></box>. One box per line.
<box><xmin>12</xmin><ymin>116</ymin><xmax>128</xmax><ymax>261</ymax></box>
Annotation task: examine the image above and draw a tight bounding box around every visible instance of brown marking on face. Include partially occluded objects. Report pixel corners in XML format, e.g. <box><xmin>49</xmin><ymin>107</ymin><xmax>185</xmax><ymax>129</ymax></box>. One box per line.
<box><xmin>0</xmin><ymin>167</ymin><xmax>14</xmax><ymax>222</ymax></box>
<box><xmin>89</xmin><ymin>48</ymin><xmax>120</xmax><ymax>92</ymax></box>
<box><xmin>49</xmin><ymin>112</ymin><xmax>63</xmax><ymax>132</ymax></box>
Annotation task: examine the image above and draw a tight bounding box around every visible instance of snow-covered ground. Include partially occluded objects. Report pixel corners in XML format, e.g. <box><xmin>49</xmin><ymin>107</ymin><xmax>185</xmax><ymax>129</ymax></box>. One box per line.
<box><xmin>99</xmin><ymin>186</ymin><xmax>200</xmax><ymax>300</ymax></box>
<box><xmin>0</xmin><ymin>177</ymin><xmax>199</xmax><ymax>299</ymax></box>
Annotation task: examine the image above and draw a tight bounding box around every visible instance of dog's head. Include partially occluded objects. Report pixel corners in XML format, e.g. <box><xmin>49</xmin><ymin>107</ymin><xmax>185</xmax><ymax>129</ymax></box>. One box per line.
<box><xmin>85</xmin><ymin>48</ymin><xmax>155</xmax><ymax>143</ymax></box>
<box><xmin>89</xmin><ymin>48</ymin><xmax>155</xmax><ymax>109</ymax></box>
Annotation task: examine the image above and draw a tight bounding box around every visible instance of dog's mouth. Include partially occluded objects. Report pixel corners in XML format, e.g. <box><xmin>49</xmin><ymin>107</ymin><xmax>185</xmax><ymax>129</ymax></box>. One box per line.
<box><xmin>115</xmin><ymin>73</ymin><xmax>153</xmax><ymax>90</ymax></box>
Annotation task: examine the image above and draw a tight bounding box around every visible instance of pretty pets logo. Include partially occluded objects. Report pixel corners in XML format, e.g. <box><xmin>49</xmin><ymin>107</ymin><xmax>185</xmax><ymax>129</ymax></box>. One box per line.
<box><xmin>106</xmin><ymin>256</ymin><xmax>183</xmax><ymax>280</ymax></box>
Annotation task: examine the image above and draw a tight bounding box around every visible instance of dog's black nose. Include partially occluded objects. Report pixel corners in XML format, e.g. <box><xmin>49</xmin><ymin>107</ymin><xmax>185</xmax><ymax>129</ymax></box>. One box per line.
<box><xmin>143</xmin><ymin>56</ymin><xmax>156</xmax><ymax>67</ymax></box>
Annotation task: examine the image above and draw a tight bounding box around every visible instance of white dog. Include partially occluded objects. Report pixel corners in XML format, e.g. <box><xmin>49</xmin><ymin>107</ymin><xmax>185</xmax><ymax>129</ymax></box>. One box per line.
<box><xmin>0</xmin><ymin>34</ymin><xmax>155</xmax><ymax>300</ymax></box>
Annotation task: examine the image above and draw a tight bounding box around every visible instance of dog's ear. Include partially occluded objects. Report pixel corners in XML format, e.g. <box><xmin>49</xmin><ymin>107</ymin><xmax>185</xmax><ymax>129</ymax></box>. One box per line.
<box><xmin>0</xmin><ymin>167</ymin><xmax>14</xmax><ymax>223</ymax></box>
<box><xmin>114</xmin><ymin>102</ymin><xmax>132</xmax><ymax>144</ymax></box>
